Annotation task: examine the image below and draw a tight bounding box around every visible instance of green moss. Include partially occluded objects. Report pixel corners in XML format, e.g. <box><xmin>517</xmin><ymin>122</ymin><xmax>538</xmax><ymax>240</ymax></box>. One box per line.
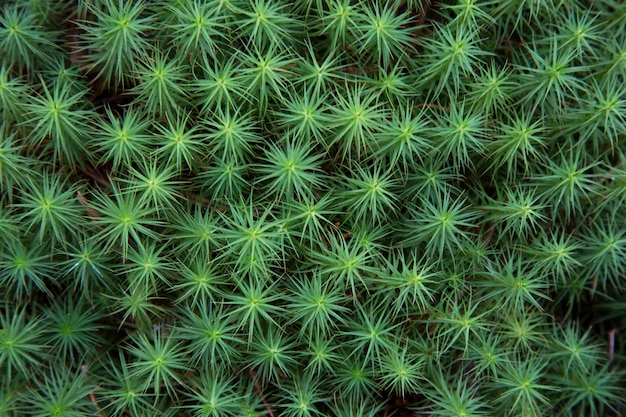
<box><xmin>0</xmin><ymin>0</ymin><xmax>625</xmax><ymax>416</ymax></box>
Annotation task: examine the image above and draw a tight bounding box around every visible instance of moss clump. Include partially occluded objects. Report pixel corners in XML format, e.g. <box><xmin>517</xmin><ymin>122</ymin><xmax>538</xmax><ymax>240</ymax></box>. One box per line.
<box><xmin>0</xmin><ymin>0</ymin><xmax>625</xmax><ymax>416</ymax></box>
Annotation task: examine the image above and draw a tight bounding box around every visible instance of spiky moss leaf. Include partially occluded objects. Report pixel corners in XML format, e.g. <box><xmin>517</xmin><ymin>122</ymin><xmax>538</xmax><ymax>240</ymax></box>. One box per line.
<box><xmin>23</xmin><ymin>78</ymin><xmax>95</xmax><ymax>166</ymax></box>
<box><xmin>25</xmin><ymin>367</ymin><xmax>97</xmax><ymax>417</ymax></box>
<box><xmin>0</xmin><ymin>3</ymin><xmax>61</xmax><ymax>72</ymax></box>
<box><xmin>0</xmin><ymin>65</ymin><xmax>31</xmax><ymax>128</ymax></box>
<box><xmin>126</xmin><ymin>328</ymin><xmax>189</xmax><ymax>399</ymax></box>
<box><xmin>89</xmin><ymin>181</ymin><xmax>162</xmax><ymax>259</ymax></box>
<box><xmin>78</xmin><ymin>0</ymin><xmax>154</xmax><ymax>89</ymax></box>
<box><xmin>92</xmin><ymin>106</ymin><xmax>154</xmax><ymax>172</ymax></box>
<box><xmin>42</xmin><ymin>296</ymin><xmax>105</xmax><ymax>362</ymax></box>
<box><xmin>254</xmin><ymin>137</ymin><xmax>327</xmax><ymax>201</ymax></box>
<box><xmin>0</xmin><ymin>130</ymin><xmax>40</xmax><ymax>198</ymax></box>
<box><xmin>0</xmin><ymin>306</ymin><xmax>47</xmax><ymax>384</ymax></box>
<box><xmin>0</xmin><ymin>236</ymin><xmax>55</xmax><ymax>299</ymax></box>
<box><xmin>15</xmin><ymin>170</ymin><xmax>84</xmax><ymax>244</ymax></box>
<box><xmin>129</xmin><ymin>52</ymin><xmax>190</xmax><ymax>118</ymax></box>
<box><xmin>162</xmin><ymin>0</ymin><xmax>229</xmax><ymax>62</ymax></box>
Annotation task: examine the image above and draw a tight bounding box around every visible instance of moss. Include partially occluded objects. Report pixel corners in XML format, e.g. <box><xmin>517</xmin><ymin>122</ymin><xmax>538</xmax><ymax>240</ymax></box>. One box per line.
<box><xmin>0</xmin><ymin>0</ymin><xmax>625</xmax><ymax>416</ymax></box>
